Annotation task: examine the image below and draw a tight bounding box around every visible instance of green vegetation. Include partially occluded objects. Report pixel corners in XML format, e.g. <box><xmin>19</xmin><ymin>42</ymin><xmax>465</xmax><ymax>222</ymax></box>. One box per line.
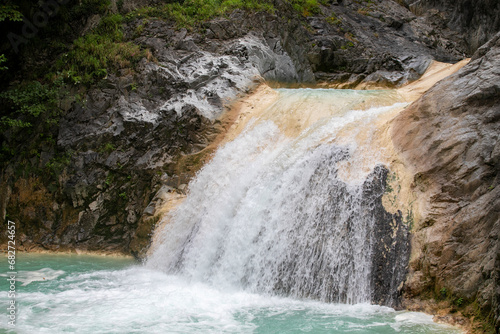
<box><xmin>99</xmin><ymin>143</ymin><xmax>117</xmax><ymax>154</ymax></box>
<box><xmin>340</xmin><ymin>41</ymin><xmax>355</xmax><ymax>49</ymax></box>
<box><xmin>289</xmin><ymin>0</ymin><xmax>328</xmax><ymax>16</ymax></box>
<box><xmin>0</xmin><ymin>1</ymin><xmax>149</xmax><ymax>180</ymax></box>
<box><xmin>124</xmin><ymin>0</ymin><xmax>331</xmax><ymax>28</ymax></box>
<box><xmin>0</xmin><ymin>3</ymin><xmax>22</xmax><ymax>72</ymax></box>
<box><xmin>0</xmin><ymin>3</ymin><xmax>23</xmax><ymax>22</ymax></box>
<box><xmin>105</xmin><ymin>174</ymin><xmax>113</xmax><ymax>187</ymax></box>
<box><xmin>403</xmin><ymin>207</ymin><xmax>414</xmax><ymax>230</ymax></box>
<box><xmin>434</xmin><ymin>287</ymin><xmax>495</xmax><ymax>333</ymax></box>
<box><xmin>0</xmin><ymin>54</ymin><xmax>7</xmax><ymax>70</ymax></box>
<box><xmin>0</xmin><ymin>78</ymin><xmax>69</xmax><ymax>173</ymax></box>
<box><xmin>125</xmin><ymin>0</ymin><xmax>275</xmax><ymax>27</ymax></box>
<box><xmin>1</xmin><ymin>0</ymin><xmax>334</xmax><ymax>182</ymax></box>
<box><xmin>45</xmin><ymin>152</ymin><xmax>72</xmax><ymax>177</ymax></box>
<box><xmin>0</xmin><ymin>81</ymin><xmax>60</xmax><ymax>130</ymax></box>
<box><xmin>326</xmin><ymin>13</ymin><xmax>342</xmax><ymax>26</ymax></box>
<box><xmin>56</xmin><ymin>14</ymin><xmax>146</xmax><ymax>86</ymax></box>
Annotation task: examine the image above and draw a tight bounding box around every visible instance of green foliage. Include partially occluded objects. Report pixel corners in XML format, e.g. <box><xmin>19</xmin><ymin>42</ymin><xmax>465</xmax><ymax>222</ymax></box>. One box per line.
<box><xmin>0</xmin><ymin>81</ymin><xmax>60</xmax><ymax>130</ymax></box>
<box><xmin>42</xmin><ymin>134</ymin><xmax>56</xmax><ymax>146</ymax></box>
<box><xmin>119</xmin><ymin>192</ymin><xmax>127</xmax><ymax>200</ymax></box>
<box><xmin>0</xmin><ymin>81</ymin><xmax>58</xmax><ymax>117</ymax></box>
<box><xmin>326</xmin><ymin>13</ymin><xmax>342</xmax><ymax>25</ymax></box>
<box><xmin>126</xmin><ymin>0</ymin><xmax>275</xmax><ymax>27</ymax></box>
<box><xmin>0</xmin><ymin>80</ymin><xmax>66</xmax><ymax>167</ymax></box>
<box><xmin>0</xmin><ymin>54</ymin><xmax>7</xmax><ymax>70</ymax></box>
<box><xmin>0</xmin><ymin>117</ymin><xmax>31</xmax><ymax>128</ymax></box>
<box><xmin>440</xmin><ymin>287</ymin><xmax>447</xmax><ymax>298</ymax></box>
<box><xmin>45</xmin><ymin>152</ymin><xmax>72</xmax><ymax>176</ymax></box>
<box><xmin>289</xmin><ymin>0</ymin><xmax>324</xmax><ymax>16</ymax></box>
<box><xmin>99</xmin><ymin>143</ymin><xmax>116</xmax><ymax>153</ymax></box>
<box><xmin>340</xmin><ymin>42</ymin><xmax>355</xmax><ymax>50</ymax></box>
<box><xmin>0</xmin><ymin>3</ymin><xmax>23</xmax><ymax>22</ymax></box>
<box><xmin>124</xmin><ymin>0</ymin><xmax>331</xmax><ymax>29</ymax></box>
<box><xmin>105</xmin><ymin>174</ymin><xmax>113</xmax><ymax>186</ymax></box>
<box><xmin>455</xmin><ymin>297</ymin><xmax>464</xmax><ymax>307</ymax></box>
<box><xmin>56</xmin><ymin>14</ymin><xmax>144</xmax><ymax>85</ymax></box>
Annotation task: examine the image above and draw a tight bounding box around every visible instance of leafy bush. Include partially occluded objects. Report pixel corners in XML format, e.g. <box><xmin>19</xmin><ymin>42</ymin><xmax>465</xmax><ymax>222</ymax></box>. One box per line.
<box><xmin>0</xmin><ymin>81</ymin><xmax>59</xmax><ymax>130</ymax></box>
<box><xmin>0</xmin><ymin>3</ymin><xmax>23</xmax><ymax>22</ymax></box>
<box><xmin>56</xmin><ymin>14</ymin><xmax>145</xmax><ymax>85</ymax></box>
<box><xmin>0</xmin><ymin>80</ymin><xmax>63</xmax><ymax>167</ymax></box>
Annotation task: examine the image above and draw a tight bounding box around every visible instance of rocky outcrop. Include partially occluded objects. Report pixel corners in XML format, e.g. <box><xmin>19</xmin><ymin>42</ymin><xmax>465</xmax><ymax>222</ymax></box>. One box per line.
<box><xmin>0</xmin><ymin>0</ymin><xmax>462</xmax><ymax>256</ymax></box>
<box><xmin>304</xmin><ymin>0</ymin><xmax>461</xmax><ymax>87</ymax></box>
<box><xmin>392</xmin><ymin>32</ymin><xmax>500</xmax><ymax>331</ymax></box>
<box><xmin>1</xmin><ymin>0</ymin><xmax>498</xmax><ymax>262</ymax></box>
<box><xmin>404</xmin><ymin>0</ymin><xmax>500</xmax><ymax>55</ymax></box>
<box><xmin>0</xmin><ymin>24</ymin><xmax>306</xmax><ymax>256</ymax></box>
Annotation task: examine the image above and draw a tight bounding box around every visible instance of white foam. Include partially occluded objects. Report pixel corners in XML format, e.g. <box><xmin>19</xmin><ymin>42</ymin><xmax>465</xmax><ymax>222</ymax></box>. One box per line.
<box><xmin>2</xmin><ymin>268</ymin><xmax>66</xmax><ymax>286</ymax></box>
<box><xmin>2</xmin><ymin>266</ymin><xmax>461</xmax><ymax>333</ymax></box>
<box><xmin>148</xmin><ymin>89</ymin><xmax>408</xmax><ymax>304</ymax></box>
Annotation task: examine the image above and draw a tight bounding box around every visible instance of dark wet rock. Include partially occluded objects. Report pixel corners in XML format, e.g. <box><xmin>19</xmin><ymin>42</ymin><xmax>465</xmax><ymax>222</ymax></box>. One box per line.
<box><xmin>365</xmin><ymin>166</ymin><xmax>410</xmax><ymax>308</ymax></box>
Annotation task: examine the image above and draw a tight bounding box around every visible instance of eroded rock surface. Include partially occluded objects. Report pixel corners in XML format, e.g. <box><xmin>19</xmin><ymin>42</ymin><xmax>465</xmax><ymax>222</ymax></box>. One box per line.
<box><xmin>392</xmin><ymin>32</ymin><xmax>500</xmax><ymax>331</ymax></box>
<box><xmin>405</xmin><ymin>0</ymin><xmax>500</xmax><ymax>54</ymax></box>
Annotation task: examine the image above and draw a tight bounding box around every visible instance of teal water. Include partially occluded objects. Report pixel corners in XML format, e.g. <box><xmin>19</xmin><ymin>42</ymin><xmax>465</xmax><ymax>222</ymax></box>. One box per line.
<box><xmin>0</xmin><ymin>254</ymin><xmax>461</xmax><ymax>334</ymax></box>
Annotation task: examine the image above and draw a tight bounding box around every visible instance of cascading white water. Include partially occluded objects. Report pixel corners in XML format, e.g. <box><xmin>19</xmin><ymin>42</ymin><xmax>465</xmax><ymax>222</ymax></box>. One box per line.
<box><xmin>147</xmin><ymin>88</ymin><xmax>407</xmax><ymax>304</ymax></box>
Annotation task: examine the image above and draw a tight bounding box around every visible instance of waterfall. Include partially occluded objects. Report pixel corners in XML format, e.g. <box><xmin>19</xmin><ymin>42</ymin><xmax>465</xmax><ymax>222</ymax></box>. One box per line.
<box><xmin>147</xmin><ymin>88</ymin><xmax>410</xmax><ymax>306</ymax></box>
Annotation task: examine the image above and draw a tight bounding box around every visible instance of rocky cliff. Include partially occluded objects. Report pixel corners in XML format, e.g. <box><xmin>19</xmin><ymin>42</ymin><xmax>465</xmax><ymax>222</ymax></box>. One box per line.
<box><xmin>404</xmin><ymin>0</ymin><xmax>500</xmax><ymax>55</ymax></box>
<box><xmin>1</xmin><ymin>0</ymin><xmax>475</xmax><ymax>256</ymax></box>
<box><xmin>393</xmin><ymin>32</ymin><xmax>500</xmax><ymax>332</ymax></box>
<box><xmin>0</xmin><ymin>1</ymin><xmax>499</xmax><ymax>329</ymax></box>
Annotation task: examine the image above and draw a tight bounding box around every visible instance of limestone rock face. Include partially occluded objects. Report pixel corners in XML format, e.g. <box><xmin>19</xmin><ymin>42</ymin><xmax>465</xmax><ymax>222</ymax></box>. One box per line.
<box><xmin>405</xmin><ymin>0</ymin><xmax>500</xmax><ymax>54</ymax></box>
<box><xmin>392</xmin><ymin>32</ymin><xmax>500</xmax><ymax>331</ymax></box>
